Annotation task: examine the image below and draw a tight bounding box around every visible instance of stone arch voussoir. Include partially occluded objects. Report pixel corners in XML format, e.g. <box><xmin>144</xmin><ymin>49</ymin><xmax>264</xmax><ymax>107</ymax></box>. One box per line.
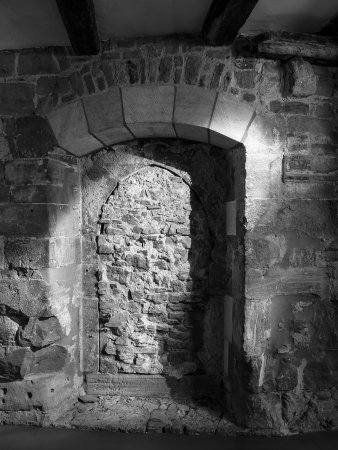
<box><xmin>46</xmin><ymin>85</ymin><xmax>256</xmax><ymax>157</ymax></box>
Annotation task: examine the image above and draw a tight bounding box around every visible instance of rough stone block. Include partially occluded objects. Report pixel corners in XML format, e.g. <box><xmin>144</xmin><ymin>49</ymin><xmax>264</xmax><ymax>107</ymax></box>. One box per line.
<box><xmin>18</xmin><ymin>50</ymin><xmax>58</xmax><ymax>75</ymax></box>
<box><xmin>36</xmin><ymin>76</ymin><xmax>56</xmax><ymax>96</ymax></box>
<box><xmin>0</xmin><ymin>52</ymin><xmax>15</xmax><ymax>77</ymax></box>
<box><xmin>158</xmin><ymin>56</ymin><xmax>172</xmax><ymax>83</ymax></box>
<box><xmin>4</xmin><ymin>158</ymin><xmax>74</xmax><ymax>188</ymax></box>
<box><xmin>0</xmin><ymin>204</ymin><xmax>78</xmax><ymax>237</ymax></box>
<box><xmin>287</xmin><ymin>116</ymin><xmax>333</xmax><ymax>137</ymax></box>
<box><xmin>184</xmin><ymin>55</ymin><xmax>202</xmax><ymax>85</ymax></box>
<box><xmin>28</xmin><ymin>345</ymin><xmax>69</xmax><ymax>375</ymax></box>
<box><xmin>0</xmin><ymin>133</ymin><xmax>11</xmax><ymax>161</ymax></box>
<box><xmin>19</xmin><ymin>317</ymin><xmax>63</xmax><ymax>348</ymax></box>
<box><xmin>47</xmin><ymin>101</ymin><xmax>102</xmax><ymax>156</ymax></box>
<box><xmin>0</xmin><ymin>83</ymin><xmax>35</xmax><ymax>115</ymax></box>
<box><xmin>13</xmin><ymin>116</ymin><xmax>57</xmax><ymax>158</ymax></box>
<box><xmin>235</xmin><ymin>70</ymin><xmax>256</xmax><ymax>89</ymax></box>
<box><xmin>0</xmin><ymin>347</ymin><xmax>34</xmax><ymax>382</ymax></box>
<box><xmin>0</xmin><ymin>183</ymin><xmax>9</xmax><ymax>202</ymax></box>
<box><xmin>11</xmin><ymin>185</ymin><xmax>66</xmax><ymax>204</ymax></box>
<box><xmin>0</xmin><ymin>316</ymin><xmax>19</xmax><ymax>346</ymax></box>
<box><xmin>303</xmin><ymin>360</ymin><xmax>335</xmax><ymax>391</ymax></box>
<box><xmin>0</xmin><ymin>278</ymin><xmax>52</xmax><ymax>317</ymax></box>
<box><xmin>312</xmin><ymin>65</ymin><xmax>334</xmax><ymax>97</ymax></box>
<box><xmin>5</xmin><ymin>238</ymin><xmax>49</xmax><ymax>268</ymax></box>
<box><xmin>269</xmin><ymin>101</ymin><xmax>309</xmax><ymax>115</ymax></box>
<box><xmin>83</xmin><ymin>88</ymin><xmax>133</xmax><ymax>146</ymax></box>
<box><xmin>283</xmin><ymin>57</ymin><xmax>317</xmax><ymax>98</ymax></box>
<box><xmin>5</xmin><ymin>160</ymin><xmax>50</xmax><ymax>186</ymax></box>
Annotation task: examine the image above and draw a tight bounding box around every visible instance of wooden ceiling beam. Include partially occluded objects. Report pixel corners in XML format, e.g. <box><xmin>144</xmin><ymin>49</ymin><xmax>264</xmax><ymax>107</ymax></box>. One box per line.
<box><xmin>56</xmin><ymin>0</ymin><xmax>100</xmax><ymax>55</ymax></box>
<box><xmin>203</xmin><ymin>0</ymin><xmax>259</xmax><ymax>46</ymax></box>
<box><xmin>234</xmin><ymin>32</ymin><xmax>338</xmax><ymax>66</ymax></box>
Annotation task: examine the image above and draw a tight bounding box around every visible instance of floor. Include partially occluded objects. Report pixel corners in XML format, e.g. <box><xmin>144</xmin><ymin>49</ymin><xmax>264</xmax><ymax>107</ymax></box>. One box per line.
<box><xmin>0</xmin><ymin>426</ymin><xmax>338</xmax><ymax>450</ymax></box>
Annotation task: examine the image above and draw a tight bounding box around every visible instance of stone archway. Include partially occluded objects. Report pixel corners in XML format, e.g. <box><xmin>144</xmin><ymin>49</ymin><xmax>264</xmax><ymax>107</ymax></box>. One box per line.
<box><xmin>46</xmin><ymin>85</ymin><xmax>255</xmax><ymax>156</ymax></box>
<box><xmin>45</xmin><ymin>84</ymin><xmax>251</xmax><ymax>417</ymax></box>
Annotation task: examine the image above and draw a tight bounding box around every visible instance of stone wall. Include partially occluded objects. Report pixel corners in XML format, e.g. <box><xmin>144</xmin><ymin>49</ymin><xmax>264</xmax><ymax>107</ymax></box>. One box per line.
<box><xmin>0</xmin><ymin>36</ymin><xmax>337</xmax><ymax>433</ymax></box>
<box><xmin>0</xmin><ymin>146</ymin><xmax>82</xmax><ymax>424</ymax></box>
<box><xmin>98</xmin><ymin>166</ymin><xmax>212</xmax><ymax>378</ymax></box>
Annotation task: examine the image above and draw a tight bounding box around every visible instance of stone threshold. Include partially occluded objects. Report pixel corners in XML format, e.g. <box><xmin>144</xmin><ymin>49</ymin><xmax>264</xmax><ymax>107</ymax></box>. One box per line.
<box><xmin>85</xmin><ymin>374</ymin><xmax>223</xmax><ymax>400</ymax></box>
<box><xmin>67</xmin><ymin>395</ymin><xmax>246</xmax><ymax>436</ymax></box>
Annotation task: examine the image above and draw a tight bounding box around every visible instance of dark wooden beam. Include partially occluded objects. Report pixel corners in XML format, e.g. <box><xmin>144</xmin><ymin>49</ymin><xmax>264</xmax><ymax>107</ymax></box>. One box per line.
<box><xmin>234</xmin><ymin>32</ymin><xmax>338</xmax><ymax>66</ymax></box>
<box><xmin>318</xmin><ymin>14</ymin><xmax>338</xmax><ymax>38</ymax></box>
<box><xmin>203</xmin><ymin>0</ymin><xmax>259</xmax><ymax>46</ymax></box>
<box><xmin>56</xmin><ymin>0</ymin><xmax>100</xmax><ymax>55</ymax></box>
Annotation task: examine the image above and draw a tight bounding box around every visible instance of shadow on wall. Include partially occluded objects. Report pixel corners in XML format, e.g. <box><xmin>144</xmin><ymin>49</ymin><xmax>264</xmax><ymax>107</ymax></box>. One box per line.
<box><xmin>81</xmin><ymin>138</ymin><xmax>246</xmax><ymax>412</ymax></box>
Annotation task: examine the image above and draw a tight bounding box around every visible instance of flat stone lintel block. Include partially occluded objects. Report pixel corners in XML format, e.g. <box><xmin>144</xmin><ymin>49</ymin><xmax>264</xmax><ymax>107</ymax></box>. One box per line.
<box><xmin>209</xmin><ymin>130</ymin><xmax>238</xmax><ymax>149</ymax></box>
<box><xmin>174</xmin><ymin>87</ymin><xmax>217</xmax><ymax>143</ymax></box>
<box><xmin>82</xmin><ymin>89</ymin><xmax>133</xmax><ymax>146</ymax></box>
<box><xmin>47</xmin><ymin>101</ymin><xmax>102</xmax><ymax>156</ymax></box>
<box><xmin>175</xmin><ymin>123</ymin><xmax>209</xmax><ymax>144</ymax></box>
<box><xmin>122</xmin><ymin>85</ymin><xmax>175</xmax><ymax>126</ymax></box>
<box><xmin>86</xmin><ymin>374</ymin><xmax>222</xmax><ymax>399</ymax></box>
<box><xmin>210</xmin><ymin>93</ymin><xmax>255</xmax><ymax>143</ymax></box>
<box><xmin>127</xmin><ymin>122</ymin><xmax>176</xmax><ymax>139</ymax></box>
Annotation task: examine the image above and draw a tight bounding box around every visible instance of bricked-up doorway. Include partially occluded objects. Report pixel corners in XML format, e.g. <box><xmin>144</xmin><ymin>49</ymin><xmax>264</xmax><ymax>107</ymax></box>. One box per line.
<box><xmin>81</xmin><ymin>139</ymin><xmax>245</xmax><ymax>408</ymax></box>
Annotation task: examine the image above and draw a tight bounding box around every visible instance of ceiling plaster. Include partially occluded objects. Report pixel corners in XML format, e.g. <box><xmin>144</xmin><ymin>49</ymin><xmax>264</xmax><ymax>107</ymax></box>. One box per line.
<box><xmin>0</xmin><ymin>0</ymin><xmax>337</xmax><ymax>51</ymax></box>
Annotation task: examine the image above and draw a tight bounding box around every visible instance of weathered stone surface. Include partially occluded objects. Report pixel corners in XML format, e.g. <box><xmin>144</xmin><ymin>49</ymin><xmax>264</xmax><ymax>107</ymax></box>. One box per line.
<box><xmin>269</xmin><ymin>101</ymin><xmax>309</xmax><ymax>115</ymax></box>
<box><xmin>0</xmin><ymin>316</ymin><xmax>19</xmax><ymax>346</ymax></box>
<box><xmin>0</xmin><ymin>203</ymin><xmax>78</xmax><ymax>237</ymax></box>
<box><xmin>5</xmin><ymin>236</ymin><xmax>80</xmax><ymax>269</ymax></box>
<box><xmin>47</xmin><ymin>101</ymin><xmax>102</xmax><ymax>156</ymax></box>
<box><xmin>287</xmin><ymin>116</ymin><xmax>333</xmax><ymax>137</ymax></box>
<box><xmin>235</xmin><ymin>70</ymin><xmax>256</xmax><ymax>89</ymax></box>
<box><xmin>29</xmin><ymin>345</ymin><xmax>69</xmax><ymax>375</ymax></box>
<box><xmin>184</xmin><ymin>55</ymin><xmax>202</xmax><ymax>85</ymax></box>
<box><xmin>0</xmin><ymin>279</ymin><xmax>50</xmax><ymax>317</ymax></box>
<box><xmin>122</xmin><ymin>85</ymin><xmax>176</xmax><ymax>138</ymax></box>
<box><xmin>0</xmin><ymin>52</ymin><xmax>15</xmax><ymax>77</ymax></box>
<box><xmin>19</xmin><ymin>317</ymin><xmax>63</xmax><ymax>348</ymax></box>
<box><xmin>13</xmin><ymin>116</ymin><xmax>57</xmax><ymax>158</ymax></box>
<box><xmin>174</xmin><ymin>86</ymin><xmax>216</xmax><ymax>143</ymax></box>
<box><xmin>83</xmin><ymin>88</ymin><xmax>133</xmax><ymax>145</ymax></box>
<box><xmin>18</xmin><ymin>50</ymin><xmax>58</xmax><ymax>75</ymax></box>
<box><xmin>0</xmin><ymin>83</ymin><xmax>35</xmax><ymax>115</ymax></box>
<box><xmin>72</xmin><ymin>395</ymin><xmax>241</xmax><ymax>435</ymax></box>
<box><xmin>96</xmin><ymin>166</ymin><xmax>212</xmax><ymax>376</ymax></box>
<box><xmin>0</xmin><ymin>347</ymin><xmax>33</xmax><ymax>382</ymax></box>
<box><xmin>78</xmin><ymin>394</ymin><xmax>99</xmax><ymax>403</ymax></box>
<box><xmin>283</xmin><ymin>57</ymin><xmax>317</xmax><ymax>98</ymax></box>
<box><xmin>209</xmin><ymin>92</ymin><xmax>255</xmax><ymax>145</ymax></box>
